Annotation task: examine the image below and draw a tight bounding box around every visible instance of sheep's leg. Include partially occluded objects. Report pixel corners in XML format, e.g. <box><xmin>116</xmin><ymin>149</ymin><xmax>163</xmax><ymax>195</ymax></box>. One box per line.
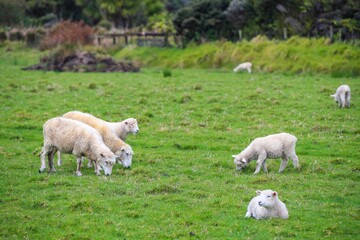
<box><xmin>279</xmin><ymin>156</ymin><xmax>288</xmax><ymax>173</ymax></box>
<box><xmin>289</xmin><ymin>152</ymin><xmax>299</xmax><ymax>169</ymax></box>
<box><xmin>87</xmin><ymin>159</ymin><xmax>93</xmax><ymax>168</ymax></box>
<box><xmin>339</xmin><ymin>94</ymin><xmax>346</xmax><ymax>108</ymax></box>
<box><xmin>93</xmin><ymin>161</ymin><xmax>101</xmax><ymax>175</ymax></box>
<box><xmin>254</xmin><ymin>154</ymin><xmax>266</xmax><ymax>174</ymax></box>
<box><xmin>345</xmin><ymin>92</ymin><xmax>351</xmax><ymax>107</ymax></box>
<box><xmin>39</xmin><ymin>147</ymin><xmax>48</xmax><ymax>173</ymax></box>
<box><xmin>76</xmin><ymin>157</ymin><xmax>82</xmax><ymax>176</ymax></box>
<box><xmin>48</xmin><ymin>151</ymin><xmax>56</xmax><ymax>172</ymax></box>
<box><xmin>262</xmin><ymin>161</ymin><xmax>268</xmax><ymax>173</ymax></box>
<box><xmin>57</xmin><ymin>151</ymin><xmax>62</xmax><ymax>166</ymax></box>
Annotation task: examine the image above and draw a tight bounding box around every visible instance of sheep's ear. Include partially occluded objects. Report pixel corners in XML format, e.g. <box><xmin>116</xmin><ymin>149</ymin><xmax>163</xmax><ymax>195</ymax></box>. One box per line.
<box><xmin>124</xmin><ymin>121</ymin><xmax>128</xmax><ymax>125</ymax></box>
<box><xmin>241</xmin><ymin>158</ymin><xmax>247</xmax><ymax>163</ymax></box>
<box><xmin>231</xmin><ymin>155</ymin><xmax>237</xmax><ymax>158</ymax></box>
<box><xmin>273</xmin><ymin>191</ymin><xmax>277</xmax><ymax>197</ymax></box>
<box><xmin>256</xmin><ymin>190</ymin><xmax>261</xmax><ymax>195</ymax></box>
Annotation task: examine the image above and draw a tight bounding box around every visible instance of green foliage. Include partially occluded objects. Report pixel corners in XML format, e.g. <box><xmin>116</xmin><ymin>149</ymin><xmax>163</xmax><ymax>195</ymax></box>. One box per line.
<box><xmin>0</xmin><ymin>45</ymin><xmax>360</xmax><ymax>239</ymax></box>
<box><xmin>0</xmin><ymin>0</ymin><xmax>26</xmax><ymax>26</ymax></box>
<box><xmin>115</xmin><ymin>37</ymin><xmax>360</xmax><ymax>76</ymax></box>
<box><xmin>162</xmin><ymin>68</ymin><xmax>172</xmax><ymax>77</ymax></box>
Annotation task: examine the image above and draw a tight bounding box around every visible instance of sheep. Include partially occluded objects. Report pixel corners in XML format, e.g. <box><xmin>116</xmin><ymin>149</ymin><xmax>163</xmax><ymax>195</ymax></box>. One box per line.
<box><xmin>245</xmin><ymin>189</ymin><xmax>289</xmax><ymax>220</ymax></box>
<box><xmin>39</xmin><ymin>117</ymin><xmax>116</xmax><ymax>176</ymax></box>
<box><xmin>331</xmin><ymin>85</ymin><xmax>351</xmax><ymax>108</ymax></box>
<box><xmin>232</xmin><ymin>133</ymin><xmax>299</xmax><ymax>174</ymax></box>
<box><xmin>233</xmin><ymin>62</ymin><xmax>252</xmax><ymax>73</ymax></box>
<box><xmin>110</xmin><ymin>117</ymin><xmax>139</xmax><ymax>141</ymax></box>
<box><xmin>59</xmin><ymin>111</ymin><xmax>133</xmax><ymax>169</ymax></box>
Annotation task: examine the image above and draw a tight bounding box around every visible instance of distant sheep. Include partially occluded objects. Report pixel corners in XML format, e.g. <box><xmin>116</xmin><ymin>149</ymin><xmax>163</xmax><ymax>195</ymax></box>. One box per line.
<box><xmin>233</xmin><ymin>62</ymin><xmax>252</xmax><ymax>73</ymax></box>
<box><xmin>232</xmin><ymin>133</ymin><xmax>299</xmax><ymax>174</ymax></box>
<box><xmin>60</xmin><ymin>111</ymin><xmax>133</xmax><ymax>169</ymax></box>
<box><xmin>245</xmin><ymin>189</ymin><xmax>289</xmax><ymax>220</ymax></box>
<box><xmin>39</xmin><ymin>117</ymin><xmax>116</xmax><ymax>176</ymax></box>
<box><xmin>331</xmin><ymin>85</ymin><xmax>351</xmax><ymax>108</ymax></box>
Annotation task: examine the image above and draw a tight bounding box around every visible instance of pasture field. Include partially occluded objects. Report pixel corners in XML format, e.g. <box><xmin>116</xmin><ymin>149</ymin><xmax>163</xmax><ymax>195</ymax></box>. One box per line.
<box><xmin>0</xmin><ymin>45</ymin><xmax>360</xmax><ymax>239</ymax></box>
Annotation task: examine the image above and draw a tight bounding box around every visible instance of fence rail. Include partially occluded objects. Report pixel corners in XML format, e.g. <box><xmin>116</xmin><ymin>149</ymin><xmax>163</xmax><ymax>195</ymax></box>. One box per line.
<box><xmin>94</xmin><ymin>32</ymin><xmax>169</xmax><ymax>47</ymax></box>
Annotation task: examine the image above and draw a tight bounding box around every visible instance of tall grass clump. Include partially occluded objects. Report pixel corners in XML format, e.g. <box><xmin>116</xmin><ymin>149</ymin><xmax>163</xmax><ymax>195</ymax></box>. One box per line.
<box><xmin>115</xmin><ymin>36</ymin><xmax>360</xmax><ymax>76</ymax></box>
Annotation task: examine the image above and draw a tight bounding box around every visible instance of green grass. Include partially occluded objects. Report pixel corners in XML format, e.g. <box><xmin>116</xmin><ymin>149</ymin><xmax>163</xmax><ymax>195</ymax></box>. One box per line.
<box><xmin>115</xmin><ymin>36</ymin><xmax>360</xmax><ymax>77</ymax></box>
<box><xmin>0</xmin><ymin>43</ymin><xmax>360</xmax><ymax>239</ymax></box>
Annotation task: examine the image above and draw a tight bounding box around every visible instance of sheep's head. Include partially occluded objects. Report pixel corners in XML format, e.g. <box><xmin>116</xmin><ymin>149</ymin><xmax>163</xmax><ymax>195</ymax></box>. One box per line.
<box><xmin>115</xmin><ymin>145</ymin><xmax>133</xmax><ymax>168</ymax></box>
<box><xmin>232</xmin><ymin>154</ymin><xmax>248</xmax><ymax>170</ymax></box>
<box><xmin>256</xmin><ymin>190</ymin><xmax>278</xmax><ymax>208</ymax></box>
<box><xmin>123</xmin><ymin>118</ymin><xmax>139</xmax><ymax>134</ymax></box>
<box><xmin>330</xmin><ymin>94</ymin><xmax>338</xmax><ymax>103</ymax></box>
<box><xmin>98</xmin><ymin>152</ymin><xmax>116</xmax><ymax>176</ymax></box>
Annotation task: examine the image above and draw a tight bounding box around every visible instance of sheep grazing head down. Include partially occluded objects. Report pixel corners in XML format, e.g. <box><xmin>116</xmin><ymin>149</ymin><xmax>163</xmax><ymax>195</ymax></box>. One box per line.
<box><xmin>98</xmin><ymin>152</ymin><xmax>116</xmax><ymax>176</ymax></box>
<box><xmin>116</xmin><ymin>146</ymin><xmax>133</xmax><ymax>168</ymax></box>
<box><xmin>124</xmin><ymin>118</ymin><xmax>139</xmax><ymax>134</ymax></box>
<box><xmin>232</xmin><ymin>154</ymin><xmax>248</xmax><ymax>170</ymax></box>
<box><xmin>256</xmin><ymin>190</ymin><xmax>278</xmax><ymax>208</ymax></box>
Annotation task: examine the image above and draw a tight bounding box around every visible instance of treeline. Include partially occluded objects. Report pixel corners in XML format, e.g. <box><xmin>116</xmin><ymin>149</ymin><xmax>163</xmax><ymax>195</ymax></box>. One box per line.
<box><xmin>0</xmin><ymin>0</ymin><xmax>359</xmax><ymax>44</ymax></box>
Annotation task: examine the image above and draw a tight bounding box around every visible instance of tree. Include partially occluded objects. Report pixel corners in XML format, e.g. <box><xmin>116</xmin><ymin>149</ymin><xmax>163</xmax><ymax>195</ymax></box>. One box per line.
<box><xmin>0</xmin><ymin>0</ymin><xmax>26</xmax><ymax>26</ymax></box>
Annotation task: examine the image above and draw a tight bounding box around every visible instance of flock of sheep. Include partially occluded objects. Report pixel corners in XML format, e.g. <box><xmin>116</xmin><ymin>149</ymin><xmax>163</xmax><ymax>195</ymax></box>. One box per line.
<box><xmin>38</xmin><ymin>75</ymin><xmax>351</xmax><ymax>220</ymax></box>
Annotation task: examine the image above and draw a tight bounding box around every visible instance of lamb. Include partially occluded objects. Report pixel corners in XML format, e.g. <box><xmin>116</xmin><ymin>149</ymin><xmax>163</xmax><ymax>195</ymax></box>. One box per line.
<box><xmin>111</xmin><ymin>117</ymin><xmax>139</xmax><ymax>141</ymax></box>
<box><xmin>245</xmin><ymin>189</ymin><xmax>289</xmax><ymax>220</ymax></box>
<box><xmin>331</xmin><ymin>85</ymin><xmax>351</xmax><ymax>108</ymax></box>
<box><xmin>59</xmin><ymin>111</ymin><xmax>133</xmax><ymax>169</ymax></box>
<box><xmin>232</xmin><ymin>133</ymin><xmax>299</xmax><ymax>174</ymax></box>
<box><xmin>233</xmin><ymin>62</ymin><xmax>252</xmax><ymax>73</ymax></box>
<box><xmin>39</xmin><ymin>117</ymin><xmax>116</xmax><ymax>176</ymax></box>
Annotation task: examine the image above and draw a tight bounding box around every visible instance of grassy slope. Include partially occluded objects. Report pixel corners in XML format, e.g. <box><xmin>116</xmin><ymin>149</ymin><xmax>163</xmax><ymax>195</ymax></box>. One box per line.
<box><xmin>0</xmin><ymin>43</ymin><xmax>359</xmax><ymax>239</ymax></box>
<box><xmin>115</xmin><ymin>37</ymin><xmax>360</xmax><ymax>77</ymax></box>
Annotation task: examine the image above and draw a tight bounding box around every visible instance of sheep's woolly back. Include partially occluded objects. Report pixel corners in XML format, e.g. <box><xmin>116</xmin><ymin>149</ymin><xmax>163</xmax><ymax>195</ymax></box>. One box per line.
<box><xmin>63</xmin><ymin>111</ymin><xmax>127</xmax><ymax>153</ymax></box>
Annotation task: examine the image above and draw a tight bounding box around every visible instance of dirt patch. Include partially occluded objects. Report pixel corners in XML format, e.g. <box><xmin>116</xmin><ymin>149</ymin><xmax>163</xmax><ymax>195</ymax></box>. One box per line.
<box><xmin>22</xmin><ymin>51</ymin><xmax>140</xmax><ymax>72</ymax></box>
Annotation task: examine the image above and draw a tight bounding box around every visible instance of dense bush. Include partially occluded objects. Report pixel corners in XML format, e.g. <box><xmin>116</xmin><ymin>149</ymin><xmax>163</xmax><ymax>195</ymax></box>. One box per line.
<box><xmin>8</xmin><ymin>29</ymin><xmax>25</xmax><ymax>41</ymax></box>
<box><xmin>40</xmin><ymin>21</ymin><xmax>94</xmax><ymax>50</ymax></box>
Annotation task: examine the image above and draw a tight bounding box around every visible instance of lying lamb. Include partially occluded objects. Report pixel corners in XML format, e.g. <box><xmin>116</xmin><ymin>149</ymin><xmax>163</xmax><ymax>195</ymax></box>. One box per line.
<box><xmin>39</xmin><ymin>117</ymin><xmax>116</xmax><ymax>176</ymax></box>
<box><xmin>60</xmin><ymin>111</ymin><xmax>133</xmax><ymax>169</ymax></box>
<box><xmin>245</xmin><ymin>189</ymin><xmax>289</xmax><ymax>220</ymax></box>
<box><xmin>232</xmin><ymin>133</ymin><xmax>299</xmax><ymax>174</ymax></box>
<box><xmin>233</xmin><ymin>62</ymin><xmax>252</xmax><ymax>73</ymax></box>
<box><xmin>331</xmin><ymin>84</ymin><xmax>351</xmax><ymax>108</ymax></box>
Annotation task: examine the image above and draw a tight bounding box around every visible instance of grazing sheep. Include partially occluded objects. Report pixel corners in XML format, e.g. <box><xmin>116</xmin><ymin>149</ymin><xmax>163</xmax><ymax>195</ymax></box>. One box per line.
<box><xmin>39</xmin><ymin>117</ymin><xmax>116</xmax><ymax>176</ymax></box>
<box><xmin>245</xmin><ymin>189</ymin><xmax>289</xmax><ymax>220</ymax></box>
<box><xmin>233</xmin><ymin>62</ymin><xmax>252</xmax><ymax>73</ymax></box>
<box><xmin>111</xmin><ymin>118</ymin><xmax>139</xmax><ymax>141</ymax></box>
<box><xmin>331</xmin><ymin>85</ymin><xmax>351</xmax><ymax>108</ymax></box>
<box><xmin>232</xmin><ymin>133</ymin><xmax>299</xmax><ymax>174</ymax></box>
<box><xmin>60</xmin><ymin>111</ymin><xmax>133</xmax><ymax>169</ymax></box>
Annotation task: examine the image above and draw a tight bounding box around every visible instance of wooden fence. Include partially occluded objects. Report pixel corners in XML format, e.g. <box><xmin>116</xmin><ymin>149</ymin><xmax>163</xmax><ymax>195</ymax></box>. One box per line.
<box><xmin>95</xmin><ymin>32</ymin><xmax>170</xmax><ymax>47</ymax></box>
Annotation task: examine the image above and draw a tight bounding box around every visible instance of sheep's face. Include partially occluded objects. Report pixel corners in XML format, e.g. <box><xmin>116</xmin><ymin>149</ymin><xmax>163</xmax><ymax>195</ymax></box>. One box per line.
<box><xmin>330</xmin><ymin>94</ymin><xmax>338</xmax><ymax>103</ymax></box>
<box><xmin>124</xmin><ymin>118</ymin><xmax>139</xmax><ymax>134</ymax></box>
<box><xmin>256</xmin><ymin>190</ymin><xmax>277</xmax><ymax>209</ymax></box>
<box><xmin>116</xmin><ymin>146</ymin><xmax>133</xmax><ymax>168</ymax></box>
<box><xmin>232</xmin><ymin>155</ymin><xmax>248</xmax><ymax>170</ymax></box>
<box><xmin>98</xmin><ymin>153</ymin><xmax>116</xmax><ymax>176</ymax></box>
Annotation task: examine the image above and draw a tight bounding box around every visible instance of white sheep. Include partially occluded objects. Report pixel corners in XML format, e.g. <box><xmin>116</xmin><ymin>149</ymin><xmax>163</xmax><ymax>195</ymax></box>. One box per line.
<box><xmin>331</xmin><ymin>85</ymin><xmax>351</xmax><ymax>108</ymax></box>
<box><xmin>110</xmin><ymin>117</ymin><xmax>139</xmax><ymax>141</ymax></box>
<box><xmin>39</xmin><ymin>117</ymin><xmax>116</xmax><ymax>176</ymax></box>
<box><xmin>245</xmin><ymin>189</ymin><xmax>289</xmax><ymax>220</ymax></box>
<box><xmin>59</xmin><ymin>111</ymin><xmax>133</xmax><ymax>169</ymax></box>
<box><xmin>233</xmin><ymin>62</ymin><xmax>252</xmax><ymax>73</ymax></box>
<box><xmin>232</xmin><ymin>133</ymin><xmax>299</xmax><ymax>174</ymax></box>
